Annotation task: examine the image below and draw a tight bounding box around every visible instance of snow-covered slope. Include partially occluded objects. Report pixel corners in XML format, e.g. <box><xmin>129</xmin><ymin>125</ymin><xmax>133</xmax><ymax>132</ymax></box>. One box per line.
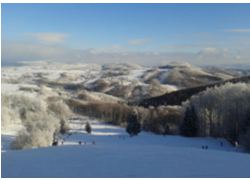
<box><xmin>77</xmin><ymin>90</ymin><xmax>124</xmax><ymax>103</ymax></box>
<box><xmin>2</xmin><ymin>62</ymin><xmax>239</xmax><ymax>102</ymax></box>
<box><xmin>2</xmin><ymin>116</ymin><xmax>250</xmax><ymax>178</ymax></box>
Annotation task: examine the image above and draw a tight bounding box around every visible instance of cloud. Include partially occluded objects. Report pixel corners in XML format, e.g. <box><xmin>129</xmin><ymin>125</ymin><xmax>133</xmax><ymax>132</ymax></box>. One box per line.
<box><xmin>1</xmin><ymin>40</ymin><xmax>194</xmax><ymax>66</ymax></box>
<box><xmin>196</xmin><ymin>47</ymin><xmax>239</xmax><ymax>64</ymax></box>
<box><xmin>226</xmin><ymin>29</ymin><xmax>250</xmax><ymax>33</ymax></box>
<box><xmin>197</xmin><ymin>47</ymin><xmax>224</xmax><ymax>56</ymax></box>
<box><xmin>128</xmin><ymin>38</ymin><xmax>149</xmax><ymax>46</ymax></box>
<box><xmin>29</xmin><ymin>32</ymin><xmax>68</xmax><ymax>44</ymax></box>
<box><xmin>2</xmin><ymin>40</ymin><xmax>74</xmax><ymax>63</ymax></box>
<box><xmin>2</xmin><ymin>40</ymin><xmax>250</xmax><ymax>66</ymax></box>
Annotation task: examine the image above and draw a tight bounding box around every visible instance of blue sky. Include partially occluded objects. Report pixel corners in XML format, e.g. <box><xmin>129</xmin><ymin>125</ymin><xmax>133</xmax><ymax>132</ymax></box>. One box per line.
<box><xmin>2</xmin><ymin>3</ymin><xmax>250</xmax><ymax>65</ymax></box>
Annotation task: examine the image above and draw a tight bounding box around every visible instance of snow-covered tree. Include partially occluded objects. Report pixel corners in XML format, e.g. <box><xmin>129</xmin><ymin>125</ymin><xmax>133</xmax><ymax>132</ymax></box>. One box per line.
<box><xmin>1</xmin><ymin>94</ymin><xmax>73</xmax><ymax>149</ymax></box>
<box><xmin>185</xmin><ymin>82</ymin><xmax>250</xmax><ymax>145</ymax></box>
<box><xmin>47</xmin><ymin>100</ymin><xmax>71</xmax><ymax>134</ymax></box>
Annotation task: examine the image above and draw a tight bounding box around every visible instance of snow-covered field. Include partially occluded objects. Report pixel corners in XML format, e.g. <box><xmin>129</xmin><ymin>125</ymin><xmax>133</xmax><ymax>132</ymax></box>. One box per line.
<box><xmin>2</xmin><ymin>116</ymin><xmax>250</xmax><ymax>178</ymax></box>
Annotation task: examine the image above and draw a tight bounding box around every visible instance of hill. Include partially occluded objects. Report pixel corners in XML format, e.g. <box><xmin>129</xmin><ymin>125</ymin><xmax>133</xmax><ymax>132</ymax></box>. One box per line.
<box><xmin>137</xmin><ymin>75</ymin><xmax>250</xmax><ymax>107</ymax></box>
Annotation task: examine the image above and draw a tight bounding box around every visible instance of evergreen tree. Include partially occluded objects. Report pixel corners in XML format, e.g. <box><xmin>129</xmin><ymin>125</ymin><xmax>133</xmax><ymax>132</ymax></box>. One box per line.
<box><xmin>126</xmin><ymin>111</ymin><xmax>141</xmax><ymax>136</ymax></box>
<box><xmin>85</xmin><ymin>122</ymin><xmax>92</xmax><ymax>134</ymax></box>
<box><xmin>60</xmin><ymin>120</ymin><xmax>69</xmax><ymax>134</ymax></box>
<box><xmin>239</xmin><ymin>110</ymin><xmax>250</xmax><ymax>152</ymax></box>
<box><xmin>180</xmin><ymin>106</ymin><xmax>198</xmax><ymax>137</ymax></box>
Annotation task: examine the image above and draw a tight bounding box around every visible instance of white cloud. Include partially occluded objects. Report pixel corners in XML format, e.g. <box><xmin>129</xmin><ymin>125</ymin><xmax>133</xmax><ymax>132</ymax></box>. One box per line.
<box><xmin>1</xmin><ymin>40</ymin><xmax>193</xmax><ymax>65</ymax></box>
<box><xmin>128</xmin><ymin>38</ymin><xmax>149</xmax><ymax>46</ymax></box>
<box><xmin>226</xmin><ymin>29</ymin><xmax>250</xmax><ymax>33</ymax></box>
<box><xmin>29</xmin><ymin>32</ymin><xmax>68</xmax><ymax>44</ymax></box>
<box><xmin>2</xmin><ymin>40</ymin><xmax>250</xmax><ymax>66</ymax></box>
<box><xmin>198</xmin><ymin>47</ymin><xmax>222</xmax><ymax>55</ymax></box>
<box><xmin>196</xmin><ymin>47</ymin><xmax>240</xmax><ymax>64</ymax></box>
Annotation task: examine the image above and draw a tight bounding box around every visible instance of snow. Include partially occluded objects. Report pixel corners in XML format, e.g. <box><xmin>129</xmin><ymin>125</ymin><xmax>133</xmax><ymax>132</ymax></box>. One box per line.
<box><xmin>161</xmin><ymin>84</ymin><xmax>178</xmax><ymax>92</ymax></box>
<box><xmin>2</xmin><ymin>116</ymin><xmax>250</xmax><ymax>178</ymax></box>
<box><xmin>77</xmin><ymin>90</ymin><xmax>124</xmax><ymax>103</ymax></box>
<box><xmin>2</xmin><ymin>63</ymin><xmax>102</xmax><ymax>85</ymax></box>
<box><xmin>125</xmin><ymin>68</ymin><xmax>150</xmax><ymax>80</ymax></box>
<box><xmin>2</xmin><ymin>63</ymin><xmax>177</xmax><ymax>103</ymax></box>
<box><xmin>1</xmin><ymin>62</ymin><xmax>250</xmax><ymax>177</ymax></box>
<box><xmin>1</xmin><ymin>83</ymin><xmax>20</xmax><ymax>93</ymax></box>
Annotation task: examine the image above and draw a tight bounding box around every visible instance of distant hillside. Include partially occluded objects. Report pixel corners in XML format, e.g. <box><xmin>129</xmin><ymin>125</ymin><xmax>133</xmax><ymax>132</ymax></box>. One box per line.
<box><xmin>141</xmin><ymin>62</ymin><xmax>237</xmax><ymax>88</ymax></box>
<box><xmin>136</xmin><ymin>75</ymin><xmax>250</xmax><ymax>107</ymax></box>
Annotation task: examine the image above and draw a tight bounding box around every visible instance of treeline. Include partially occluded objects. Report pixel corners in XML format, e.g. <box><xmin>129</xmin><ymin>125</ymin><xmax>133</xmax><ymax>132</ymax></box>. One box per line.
<box><xmin>181</xmin><ymin>82</ymin><xmax>250</xmax><ymax>151</ymax></box>
<box><xmin>137</xmin><ymin>105</ymin><xmax>183</xmax><ymax>135</ymax></box>
<box><xmin>66</xmin><ymin>100</ymin><xmax>131</xmax><ymax>126</ymax></box>
<box><xmin>138</xmin><ymin>75</ymin><xmax>250</xmax><ymax>107</ymax></box>
<box><xmin>66</xmin><ymin>99</ymin><xmax>183</xmax><ymax>135</ymax></box>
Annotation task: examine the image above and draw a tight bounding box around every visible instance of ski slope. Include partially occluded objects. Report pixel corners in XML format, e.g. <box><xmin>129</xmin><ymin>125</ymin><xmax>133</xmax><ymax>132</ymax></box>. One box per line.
<box><xmin>2</xmin><ymin>116</ymin><xmax>250</xmax><ymax>178</ymax></box>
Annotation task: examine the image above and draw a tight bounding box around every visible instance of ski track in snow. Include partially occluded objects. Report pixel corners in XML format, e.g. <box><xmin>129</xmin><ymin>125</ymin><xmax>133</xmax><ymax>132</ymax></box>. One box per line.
<box><xmin>2</xmin><ymin>116</ymin><xmax>250</xmax><ymax>178</ymax></box>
